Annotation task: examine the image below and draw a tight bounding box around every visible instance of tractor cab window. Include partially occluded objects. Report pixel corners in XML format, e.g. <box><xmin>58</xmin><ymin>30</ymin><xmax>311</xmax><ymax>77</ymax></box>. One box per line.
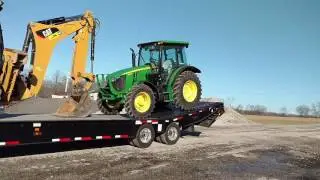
<box><xmin>177</xmin><ymin>47</ymin><xmax>187</xmax><ymax>65</ymax></box>
<box><xmin>162</xmin><ymin>46</ymin><xmax>187</xmax><ymax>72</ymax></box>
<box><xmin>138</xmin><ymin>46</ymin><xmax>160</xmax><ymax>66</ymax></box>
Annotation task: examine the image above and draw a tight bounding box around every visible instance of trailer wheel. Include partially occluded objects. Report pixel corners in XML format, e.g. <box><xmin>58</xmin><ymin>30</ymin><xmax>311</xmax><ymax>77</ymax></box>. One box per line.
<box><xmin>155</xmin><ymin>136</ymin><xmax>163</xmax><ymax>143</ymax></box>
<box><xmin>131</xmin><ymin>124</ymin><xmax>155</xmax><ymax>148</ymax></box>
<box><xmin>160</xmin><ymin>123</ymin><xmax>180</xmax><ymax>145</ymax></box>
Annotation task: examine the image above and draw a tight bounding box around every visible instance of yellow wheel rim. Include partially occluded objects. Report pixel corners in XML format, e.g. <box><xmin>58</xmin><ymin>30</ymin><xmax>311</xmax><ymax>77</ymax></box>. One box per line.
<box><xmin>182</xmin><ymin>80</ymin><xmax>198</xmax><ymax>102</ymax></box>
<box><xmin>134</xmin><ymin>92</ymin><xmax>151</xmax><ymax>113</ymax></box>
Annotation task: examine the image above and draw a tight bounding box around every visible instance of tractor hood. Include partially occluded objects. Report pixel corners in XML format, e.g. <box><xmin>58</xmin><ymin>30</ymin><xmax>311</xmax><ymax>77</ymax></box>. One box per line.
<box><xmin>107</xmin><ymin>65</ymin><xmax>151</xmax><ymax>79</ymax></box>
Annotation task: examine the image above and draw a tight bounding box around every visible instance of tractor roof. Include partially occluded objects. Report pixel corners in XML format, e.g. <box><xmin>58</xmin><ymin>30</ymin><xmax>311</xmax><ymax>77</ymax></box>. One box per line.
<box><xmin>138</xmin><ymin>40</ymin><xmax>189</xmax><ymax>48</ymax></box>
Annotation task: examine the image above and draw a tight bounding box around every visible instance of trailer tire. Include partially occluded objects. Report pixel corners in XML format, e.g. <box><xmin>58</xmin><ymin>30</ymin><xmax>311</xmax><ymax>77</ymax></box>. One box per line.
<box><xmin>131</xmin><ymin>124</ymin><xmax>155</xmax><ymax>148</ymax></box>
<box><xmin>160</xmin><ymin>122</ymin><xmax>180</xmax><ymax>145</ymax></box>
<box><xmin>155</xmin><ymin>136</ymin><xmax>163</xmax><ymax>143</ymax></box>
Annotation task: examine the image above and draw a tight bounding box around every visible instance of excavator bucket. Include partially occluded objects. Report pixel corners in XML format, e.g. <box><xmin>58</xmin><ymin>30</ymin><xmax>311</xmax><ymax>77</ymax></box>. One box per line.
<box><xmin>55</xmin><ymin>87</ymin><xmax>93</xmax><ymax>118</ymax></box>
<box><xmin>55</xmin><ymin>72</ymin><xmax>95</xmax><ymax>118</ymax></box>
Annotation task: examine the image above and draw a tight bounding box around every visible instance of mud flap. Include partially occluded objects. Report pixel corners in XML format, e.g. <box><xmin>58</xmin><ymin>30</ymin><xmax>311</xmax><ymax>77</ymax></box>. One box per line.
<box><xmin>54</xmin><ymin>91</ymin><xmax>92</xmax><ymax>118</ymax></box>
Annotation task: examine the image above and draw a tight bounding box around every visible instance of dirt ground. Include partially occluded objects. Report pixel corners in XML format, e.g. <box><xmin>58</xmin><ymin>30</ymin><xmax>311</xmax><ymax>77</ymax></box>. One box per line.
<box><xmin>247</xmin><ymin>115</ymin><xmax>320</xmax><ymax>125</ymax></box>
<box><xmin>0</xmin><ymin>124</ymin><xmax>319</xmax><ymax>180</ymax></box>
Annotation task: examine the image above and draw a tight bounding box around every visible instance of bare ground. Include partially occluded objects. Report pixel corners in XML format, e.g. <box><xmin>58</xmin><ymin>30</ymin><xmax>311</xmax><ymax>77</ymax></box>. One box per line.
<box><xmin>0</xmin><ymin>124</ymin><xmax>319</xmax><ymax>180</ymax></box>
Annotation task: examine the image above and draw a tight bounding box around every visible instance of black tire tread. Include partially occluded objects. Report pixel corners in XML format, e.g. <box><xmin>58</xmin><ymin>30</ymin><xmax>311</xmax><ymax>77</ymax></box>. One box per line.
<box><xmin>97</xmin><ymin>97</ymin><xmax>118</xmax><ymax>115</ymax></box>
<box><xmin>125</xmin><ymin>84</ymin><xmax>155</xmax><ymax>118</ymax></box>
<box><xmin>173</xmin><ymin>71</ymin><xmax>202</xmax><ymax>110</ymax></box>
<box><xmin>130</xmin><ymin>124</ymin><xmax>155</xmax><ymax>148</ymax></box>
<box><xmin>159</xmin><ymin>123</ymin><xmax>180</xmax><ymax>145</ymax></box>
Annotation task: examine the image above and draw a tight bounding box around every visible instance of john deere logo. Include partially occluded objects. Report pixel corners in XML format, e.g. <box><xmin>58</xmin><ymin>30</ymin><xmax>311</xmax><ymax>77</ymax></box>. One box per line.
<box><xmin>36</xmin><ymin>28</ymin><xmax>61</xmax><ymax>40</ymax></box>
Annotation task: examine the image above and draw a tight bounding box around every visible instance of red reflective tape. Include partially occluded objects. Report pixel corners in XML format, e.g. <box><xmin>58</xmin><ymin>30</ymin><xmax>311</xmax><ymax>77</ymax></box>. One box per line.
<box><xmin>6</xmin><ymin>141</ymin><xmax>20</xmax><ymax>146</ymax></box>
<box><xmin>102</xmin><ymin>135</ymin><xmax>112</xmax><ymax>139</ymax></box>
<box><xmin>60</xmin><ymin>138</ymin><xmax>72</xmax><ymax>142</ymax></box>
<box><xmin>152</xmin><ymin>120</ymin><xmax>158</xmax><ymax>123</ymax></box>
<box><xmin>142</xmin><ymin>120</ymin><xmax>147</xmax><ymax>124</ymax></box>
<box><xmin>175</xmin><ymin>116</ymin><xmax>184</xmax><ymax>120</ymax></box>
<box><xmin>120</xmin><ymin>135</ymin><xmax>129</xmax><ymax>139</ymax></box>
<box><xmin>81</xmin><ymin>137</ymin><xmax>92</xmax><ymax>141</ymax></box>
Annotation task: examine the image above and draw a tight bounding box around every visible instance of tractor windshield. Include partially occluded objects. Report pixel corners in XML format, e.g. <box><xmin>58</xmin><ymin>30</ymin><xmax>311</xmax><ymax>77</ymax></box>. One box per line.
<box><xmin>138</xmin><ymin>46</ymin><xmax>160</xmax><ymax>66</ymax></box>
<box><xmin>163</xmin><ymin>46</ymin><xmax>187</xmax><ymax>65</ymax></box>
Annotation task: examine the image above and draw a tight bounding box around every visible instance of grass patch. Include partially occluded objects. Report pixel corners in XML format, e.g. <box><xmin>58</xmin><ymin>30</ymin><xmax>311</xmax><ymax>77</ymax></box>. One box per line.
<box><xmin>246</xmin><ymin>115</ymin><xmax>320</xmax><ymax>125</ymax></box>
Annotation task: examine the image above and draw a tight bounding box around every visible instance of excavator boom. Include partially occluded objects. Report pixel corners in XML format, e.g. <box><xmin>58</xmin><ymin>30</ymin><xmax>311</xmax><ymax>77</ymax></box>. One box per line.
<box><xmin>0</xmin><ymin>10</ymin><xmax>97</xmax><ymax>117</ymax></box>
<box><xmin>22</xmin><ymin>11</ymin><xmax>96</xmax><ymax>99</ymax></box>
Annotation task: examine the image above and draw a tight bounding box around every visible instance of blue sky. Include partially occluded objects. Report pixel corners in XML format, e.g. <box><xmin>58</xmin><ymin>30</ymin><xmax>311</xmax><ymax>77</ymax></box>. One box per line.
<box><xmin>1</xmin><ymin>0</ymin><xmax>319</xmax><ymax>113</ymax></box>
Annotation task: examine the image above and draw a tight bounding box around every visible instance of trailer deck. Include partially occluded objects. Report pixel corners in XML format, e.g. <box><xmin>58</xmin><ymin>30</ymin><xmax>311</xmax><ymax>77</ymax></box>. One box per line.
<box><xmin>0</xmin><ymin>102</ymin><xmax>224</xmax><ymax>148</ymax></box>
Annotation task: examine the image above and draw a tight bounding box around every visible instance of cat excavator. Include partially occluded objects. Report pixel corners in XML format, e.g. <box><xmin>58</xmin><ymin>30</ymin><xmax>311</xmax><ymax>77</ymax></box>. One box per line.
<box><xmin>0</xmin><ymin>1</ymin><xmax>97</xmax><ymax>117</ymax></box>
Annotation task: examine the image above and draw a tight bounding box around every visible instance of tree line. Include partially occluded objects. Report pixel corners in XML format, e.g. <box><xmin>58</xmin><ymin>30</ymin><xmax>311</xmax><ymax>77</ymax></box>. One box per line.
<box><xmin>38</xmin><ymin>70</ymin><xmax>71</xmax><ymax>98</ymax></box>
<box><xmin>234</xmin><ymin>103</ymin><xmax>320</xmax><ymax>118</ymax></box>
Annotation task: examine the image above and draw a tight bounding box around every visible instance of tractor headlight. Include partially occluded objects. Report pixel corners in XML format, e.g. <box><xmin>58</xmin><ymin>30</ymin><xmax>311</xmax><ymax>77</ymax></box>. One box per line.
<box><xmin>112</xmin><ymin>76</ymin><xmax>125</xmax><ymax>90</ymax></box>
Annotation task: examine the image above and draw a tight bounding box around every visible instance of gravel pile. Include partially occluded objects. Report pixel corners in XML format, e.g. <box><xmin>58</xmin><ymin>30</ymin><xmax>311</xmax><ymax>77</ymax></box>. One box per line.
<box><xmin>213</xmin><ymin>107</ymin><xmax>253</xmax><ymax>126</ymax></box>
<box><xmin>201</xmin><ymin>97</ymin><xmax>253</xmax><ymax>126</ymax></box>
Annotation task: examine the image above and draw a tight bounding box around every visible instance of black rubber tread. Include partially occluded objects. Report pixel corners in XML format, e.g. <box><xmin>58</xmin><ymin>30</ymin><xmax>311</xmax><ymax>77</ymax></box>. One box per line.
<box><xmin>131</xmin><ymin>124</ymin><xmax>155</xmax><ymax>148</ymax></box>
<box><xmin>97</xmin><ymin>96</ymin><xmax>119</xmax><ymax>115</ymax></box>
<box><xmin>160</xmin><ymin>122</ymin><xmax>180</xmax><ymax>145</ymax></box>
<box><xmin>124</xmin><ymin>84</ymin><xmax>155</xmax><ymax>118</ymax></box>
<box><xmin>173</xmin><ymin>71</ymin><xmax>202</xmax><ymax>110</ymax></box>
<box><xmin>155</xmin><ymin>135</ymin><xmax>163</xmax><ymax>143</ymax></box>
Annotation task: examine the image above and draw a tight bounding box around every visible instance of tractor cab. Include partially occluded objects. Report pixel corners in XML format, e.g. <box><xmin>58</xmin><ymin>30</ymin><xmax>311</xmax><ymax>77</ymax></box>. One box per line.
<box><xmin>135</xmin><ymin>41</ymin><xmax>189</xmax><ymax>74</ymax></box>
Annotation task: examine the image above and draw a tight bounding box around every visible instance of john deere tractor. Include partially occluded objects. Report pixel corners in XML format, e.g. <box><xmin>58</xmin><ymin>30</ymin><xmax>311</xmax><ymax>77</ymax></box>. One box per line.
<box><xmin>96</xmin><ymin>40</ymin><xmax>202</xmax><ymax>118</ymax></box>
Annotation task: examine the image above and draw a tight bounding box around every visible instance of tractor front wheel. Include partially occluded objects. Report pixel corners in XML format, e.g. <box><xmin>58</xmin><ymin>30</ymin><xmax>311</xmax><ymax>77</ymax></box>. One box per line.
<box><xmin>173</xmin><ymin>71</ymin><xmax>202</xmax><ymax>110</ymax></box>
<box><xmin>125</xmin><ymin>84</ymin><xmax>155</xmax><ymax>118</ymax></box>
<box><xmin>97</xmin><ymin>96</ymin><xmax>119</xmax><ymax>115</ymax></box>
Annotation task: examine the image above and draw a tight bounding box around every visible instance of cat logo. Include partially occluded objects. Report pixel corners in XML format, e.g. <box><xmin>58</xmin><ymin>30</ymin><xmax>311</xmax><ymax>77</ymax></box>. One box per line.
<box><xmin>36</xmin><ymin>28</ymin><xmax>61</xmax><ymax>40</ymax></box>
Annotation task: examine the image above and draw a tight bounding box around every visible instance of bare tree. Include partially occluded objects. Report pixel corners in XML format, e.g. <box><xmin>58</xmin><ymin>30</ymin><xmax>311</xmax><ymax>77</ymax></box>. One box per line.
<box><xmin>311</xmin><ymin>102</ymin><xmax>320</xmax><ymax>117</ymax></box>
<box><xmin>280</xmin><ymin>107</ymin><xmax>288</xmax><ymax>116</ymax></box>
<box><xmin>296</xmin><ymin>105</ymin><xmax>310</xmax><ymax>117</ymax></box>
<box><xmin>235</xmin><ymin>104</ymin><xmax>243</xmax><ymax>111</ymax></box>
<box><xmin>51</xmin><ymin>70</ymin><xmax>67</xmax><ymax>94</ymax></box>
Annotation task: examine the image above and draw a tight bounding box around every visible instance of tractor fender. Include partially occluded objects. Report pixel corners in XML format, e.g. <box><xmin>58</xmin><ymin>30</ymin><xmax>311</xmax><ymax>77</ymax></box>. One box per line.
<box><xmin>165</xmin><ymin>66</ymin><xmax>201</xmax><ymax>101</ymax></box>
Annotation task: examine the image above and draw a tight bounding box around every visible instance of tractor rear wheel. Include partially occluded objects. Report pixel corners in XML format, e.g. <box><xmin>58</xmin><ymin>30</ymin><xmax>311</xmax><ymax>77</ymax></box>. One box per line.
<box><xmin>97</xmin><ymin>96</ymin><xmax>119</xmax><ymax>115</ymax></box>
<box><xmin>125</xmin><ymin>84</ymin><xmax>155</xmax><ymax>118</ymax></box>
<box><xmin>173</xmin><ymin>71</ymin><xmax>202</xmax><ymax>110</ymax></box>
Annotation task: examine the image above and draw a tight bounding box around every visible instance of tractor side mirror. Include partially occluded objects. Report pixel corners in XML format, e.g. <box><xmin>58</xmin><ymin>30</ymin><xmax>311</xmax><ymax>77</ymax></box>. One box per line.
<box><xmin>130</xmin><ymin>48</ymin><xmax>136</xmax><ymax>67</ymax></box>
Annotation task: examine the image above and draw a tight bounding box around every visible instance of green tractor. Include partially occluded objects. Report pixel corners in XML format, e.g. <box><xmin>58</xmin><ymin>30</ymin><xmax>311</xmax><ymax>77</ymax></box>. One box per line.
<box><xmin>96</xmin><ymin>40</ymin><xmax>202</xmax><ymax>118</ymax></box>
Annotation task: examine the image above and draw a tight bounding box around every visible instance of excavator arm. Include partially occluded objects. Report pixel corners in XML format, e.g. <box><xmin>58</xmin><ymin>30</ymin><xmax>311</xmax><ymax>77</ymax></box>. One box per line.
<box><xmin>0</xmin><ymin>10</ymin><xmax>97</xmax><ymax>117</ymax></box>
<box><xmin>22</xmin><ymin>11</ymin><xmax>96</xmax><ymax>99</ymax></box>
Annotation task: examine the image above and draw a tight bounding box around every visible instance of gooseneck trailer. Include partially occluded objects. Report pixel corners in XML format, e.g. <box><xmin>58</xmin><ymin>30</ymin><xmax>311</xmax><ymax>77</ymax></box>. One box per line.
<box><xmin>0</xmin><ymin>102</ymin><xmax>224</xmax><ymax>148</ymax></box>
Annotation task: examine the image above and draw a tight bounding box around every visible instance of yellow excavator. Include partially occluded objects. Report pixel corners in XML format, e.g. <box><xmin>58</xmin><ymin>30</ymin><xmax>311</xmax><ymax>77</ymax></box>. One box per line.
<box><xmin>0</xmin><ymin>1</ymin><xmax>97</xmax><ymax>117</ymax></box>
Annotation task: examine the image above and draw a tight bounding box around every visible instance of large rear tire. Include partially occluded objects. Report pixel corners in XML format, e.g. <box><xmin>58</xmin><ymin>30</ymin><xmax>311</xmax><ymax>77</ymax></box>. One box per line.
<box><xmin>173</xmin><ymin>71</ymin><xmax>202</xmax><ymax>110</ymax></box>
<box><xmin>125</xmin><ymin>84</ymin><xmax>155</xmax><ymax>118</ymax></box>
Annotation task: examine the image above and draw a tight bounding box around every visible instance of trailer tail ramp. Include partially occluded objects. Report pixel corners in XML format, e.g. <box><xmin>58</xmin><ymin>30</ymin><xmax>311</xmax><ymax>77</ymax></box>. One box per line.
<box><xmin>0</xmin><ymin>102</ymin><xmax>224</xmax><ymax>148</ymax></box>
